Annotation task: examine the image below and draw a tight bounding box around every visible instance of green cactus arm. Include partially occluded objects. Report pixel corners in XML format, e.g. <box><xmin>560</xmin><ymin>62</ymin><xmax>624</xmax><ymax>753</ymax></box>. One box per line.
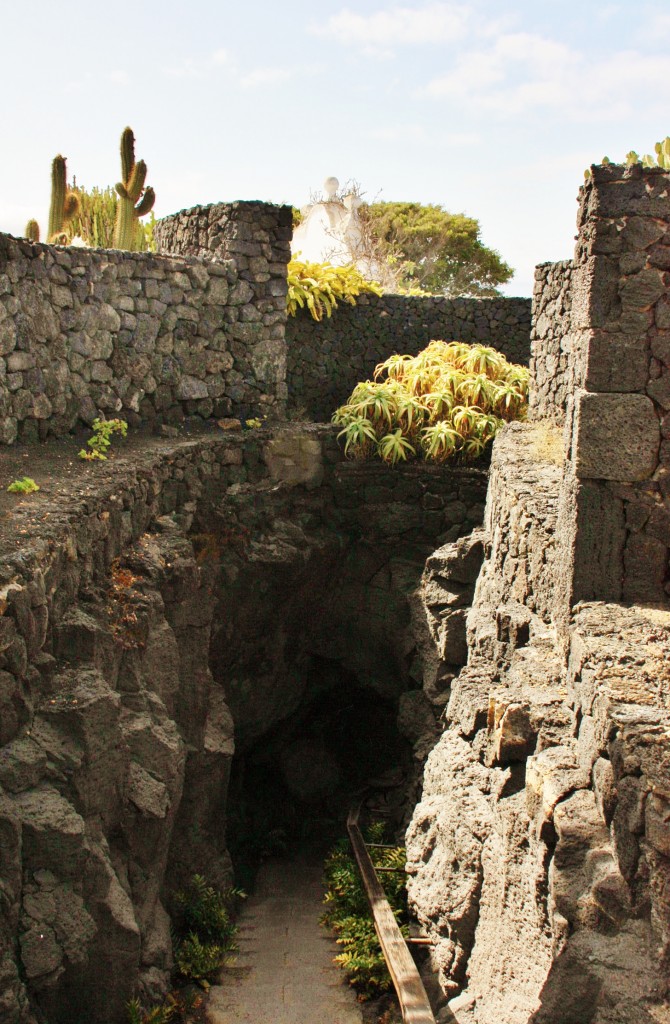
<box><xmin>120</xmin><ymin>128</ymin><xmax>135</xmax><ymax>185</ymax></box>
<box><xmin>135</xmin><ymin>187</ymin><xmax>155</xmax><ymax>217</ymax></box>
<box><xmin>126</xmin><ymin>160</ymin><xmax>147</xmax><ymax>202</ymax></box>
<box><xmin>116</xmin><ymin>182</ymin><xmax>129</xmax><ymax>200</ymax></box>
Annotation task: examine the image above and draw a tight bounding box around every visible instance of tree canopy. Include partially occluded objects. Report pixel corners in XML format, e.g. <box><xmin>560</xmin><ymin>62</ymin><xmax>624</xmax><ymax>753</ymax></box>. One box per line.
<box><xmin>358</xmin><ymin>201</ymin><xmax>513</xmax><ymax>298</ymax></box>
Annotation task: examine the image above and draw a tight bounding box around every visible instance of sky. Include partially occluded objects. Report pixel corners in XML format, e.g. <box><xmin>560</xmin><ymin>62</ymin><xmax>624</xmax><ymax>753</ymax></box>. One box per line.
<box><xmin>2</xmin><ymin>0</ymin><xmax>670</xmax><ymax>297</ymax></box>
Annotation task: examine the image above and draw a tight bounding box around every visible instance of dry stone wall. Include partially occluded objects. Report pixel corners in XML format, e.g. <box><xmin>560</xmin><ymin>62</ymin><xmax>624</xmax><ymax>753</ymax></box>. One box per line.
<box><xmin>286</xmin><ymin>293</ymin><xmax>531</xmax><ymax>421</ymax></box>
<box><xmin>529</xmin><ymin>259</ymin><xmax>574</xmax><ymax>423</ymax></box>
<box><xmin>0</xmin><ymin>200</ymin><xmax>291</xmax><ymax>444</ymax></box>
<box><xmin>0</xmin><ymin>203</ymin><xmax>530</xmax><ymax>440</ymax></box>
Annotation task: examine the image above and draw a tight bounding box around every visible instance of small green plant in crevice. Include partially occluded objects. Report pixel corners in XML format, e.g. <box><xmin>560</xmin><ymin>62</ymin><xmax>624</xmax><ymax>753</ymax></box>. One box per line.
<box><xmin>7</xmin><ymin>477</ymin><xmax>39</xmax><ymax>494</ymax></box>
<box><xmin>126</xmin><ymin>875</ymin><xmax>243</xmax><ymax>1022</ymax></box>
<box><xmin>322</xmin><ymin>823</ymin><xmax>408</xmax><ymax>1000</ymax></box>
<box><xmin>172</xmin><ymin>874</ymin><xmax>244</xmax><ymax>985</ymax></box>
<box><xmin>126</xmin><ymin>997</ymin><xmax>175</xmax><ymax>1024</ymax></box>
<box><xmin>174</xmin><ymin>874</ymin><xmax>244</xmax><ymax>946</ymax></box>
<box><xmin>79</xmin><ymin>417</ymin><xmax>127</xmax><ymax>460</ymax></box>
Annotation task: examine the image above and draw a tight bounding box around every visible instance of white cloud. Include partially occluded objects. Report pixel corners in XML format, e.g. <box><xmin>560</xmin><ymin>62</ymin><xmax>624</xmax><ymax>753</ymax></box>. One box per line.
<box><xmin>368</xmin><ymin>124</ymin><xmax>480</xmax><ymax>149</ymax></box>
<box><xmin>239</xmin><ymin>67</ymin><xmax>293</xmax><ymax>88</ymax></box>
<box><xmin>311</xmin><ymin>3</ymin><xmax>472</xmax><ymax>56</ymax></box>
<box><xmin>421</xmin><ymin>32</ymin><xmax>669</xmax><ymax>121</ymax></box>
<box><xmin>368</xmin><ymin>123</ymin><xmax>428</xmax><ymax>142</ymax></box>
<box><xmin>638</xmin><ymin>9</ymin><xmax>670</xmax><ymax>41</ymax></box>
<box><xmin>163</xmin><ymin>48</ymin><xmax>232</xmax><ymax>80</ymax></box>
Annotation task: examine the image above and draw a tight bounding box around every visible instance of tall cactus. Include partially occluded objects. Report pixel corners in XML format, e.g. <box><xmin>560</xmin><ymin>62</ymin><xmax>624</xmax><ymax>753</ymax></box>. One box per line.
<box><xmin>47</xmin><ymin>155</ymin><xmax>79</xmax><ymax>242</ymax></box>
<box><xmin>24</xmin><ymin>220</ymin><xmax>40</xmax><ymax>243</ymax></box>
<box><xmin>112</xmin><ymin>127</ymin><xmax>155</xmax><ymax>251</ymax></box>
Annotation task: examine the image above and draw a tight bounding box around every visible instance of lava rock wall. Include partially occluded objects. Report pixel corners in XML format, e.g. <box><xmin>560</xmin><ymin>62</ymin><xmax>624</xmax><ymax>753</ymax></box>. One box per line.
<box><xmin>286</xmin><ymin>293</ymin><xmax>531</xmax><ymax>422</ymax></box>
<box><xmin>406</xmin><ymin>164</ymin><xmax>670</xmax><ymax>1023</ymax></box>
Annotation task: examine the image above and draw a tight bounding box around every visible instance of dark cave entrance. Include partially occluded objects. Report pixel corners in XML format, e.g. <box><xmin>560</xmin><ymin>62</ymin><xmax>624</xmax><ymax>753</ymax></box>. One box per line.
<box><xmin>225</xmin><ymin>657</ymin><xmax>413</xmax><ymax>888</ymax></box>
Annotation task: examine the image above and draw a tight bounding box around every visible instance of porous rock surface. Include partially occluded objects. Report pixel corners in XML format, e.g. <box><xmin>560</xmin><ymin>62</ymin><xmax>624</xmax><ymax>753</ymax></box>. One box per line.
<box><xmin>406</xmin><ymin>423</ymin><xmax>670</xmax><ymax>1024</ymax></box>
<box><xmin>0</xmin><ymin>425</ymin><xmax>488</xmax><ymax>1024</ymax></box>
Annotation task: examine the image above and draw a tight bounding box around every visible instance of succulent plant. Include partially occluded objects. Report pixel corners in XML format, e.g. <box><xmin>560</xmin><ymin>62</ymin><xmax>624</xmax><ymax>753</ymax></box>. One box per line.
<box><xmin>24</xmin><ymin>219</ymin><xmax>40</xmax><ymax>243</ymax></box>
<box><xmin>47</xmin><ymin>155</ymin><xmax>79</xmax><ymax>243</ymax></box>
<box><xmin>112</xmin><ymin>127</ymin><xmax>155</xmax><ymax>251</ymax></box>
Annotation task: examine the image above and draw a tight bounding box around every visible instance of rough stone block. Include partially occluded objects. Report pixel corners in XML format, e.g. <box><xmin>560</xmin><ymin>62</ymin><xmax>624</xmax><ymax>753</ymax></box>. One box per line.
<box><xmin>572</xmin><ymin>391</ymin><xmax>660</xmax><ymax>481</ymax></box>
<box><xmin>584</xmin><ymin>330</ymin><xmax>649</xmax><ymax>393</ymax></box>
<box><xmin>263</xmin><ymin>429</ymin><xmax>324</xmax><ymax>489</ymax></box>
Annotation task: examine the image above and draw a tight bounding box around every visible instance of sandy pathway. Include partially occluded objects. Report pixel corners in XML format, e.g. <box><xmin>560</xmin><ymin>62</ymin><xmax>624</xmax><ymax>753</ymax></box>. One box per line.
<box><xmin>206</xmin><ymin>855</ymin><xmax>364</xmax><ymax>1024</ymax></box>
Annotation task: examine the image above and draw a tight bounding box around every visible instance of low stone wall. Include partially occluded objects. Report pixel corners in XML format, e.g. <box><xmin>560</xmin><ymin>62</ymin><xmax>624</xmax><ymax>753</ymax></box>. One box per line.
<box><xmin>286</xmin><ymin>294</ymin><xmax>531</xmax><ymax>421</ymax></box>
<box><xmin>529</xmin><ymin>259</ymin><xmax>574</xmax><ymax>423</ymax></box>
<box><xmin>0</xmin><ymin>201</ymin><xmax>291</xmax><ymax>444</ymax></box>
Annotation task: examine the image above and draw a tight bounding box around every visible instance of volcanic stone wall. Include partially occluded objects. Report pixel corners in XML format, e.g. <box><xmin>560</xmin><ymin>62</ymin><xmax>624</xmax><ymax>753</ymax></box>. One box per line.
<box><xmin>0</xmin><ymin>201</ymin><xmax>291</xmax><ymax>444</ymax></box>
<box><xmin>285</xmin><ymin>293</ymin><xmax>531</xmax><ymax>421</ymax></box>
<box><xmin>529</xmin><ymin>259</ymin><xmax>574</xmax><ymax>423</ymax></box>
<box><xmin>552</xmin><ymin>163</ymin><xmax>670</xmax><ymax>611</ymax></box>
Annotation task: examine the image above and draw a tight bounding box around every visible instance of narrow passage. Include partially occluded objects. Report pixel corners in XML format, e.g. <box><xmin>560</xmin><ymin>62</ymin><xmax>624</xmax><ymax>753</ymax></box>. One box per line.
<box><xmin>206</xmin><ymin>855</ymin><xmax>364</xmax><ymax>1024</ymax></box>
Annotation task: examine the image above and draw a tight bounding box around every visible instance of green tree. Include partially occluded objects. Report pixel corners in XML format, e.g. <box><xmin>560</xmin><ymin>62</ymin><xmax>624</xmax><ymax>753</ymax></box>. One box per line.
<box><xmin>359</xmin><ymin>200</ymin><xmax>513</xmax><ymax>297</ymax></box>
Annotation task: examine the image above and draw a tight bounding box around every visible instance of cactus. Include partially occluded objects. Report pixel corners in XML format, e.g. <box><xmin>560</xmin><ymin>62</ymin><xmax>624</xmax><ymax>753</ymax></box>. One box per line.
<box><xmin>47</xmin><ymin>155</ymin><xmax>79</xmax><ymax>243</ymax></box>
<box><xmin>112</xmin><ymin>127</ymin><xmax>155</xmax><ymax>251</ymax></box>
<box><xmin>24</xmin><ymin>219</ymin><xmax>40</xmax><ymax>243</ymax></box>
<box><xmin>587</xmin><ymin>137</ymin><xmax>670</xmax><ymax>179</ymax></box>
<box><xmin>655</xmin><ymin>137</ymin><xmax>670</xmax><ymax>169</ymax></box>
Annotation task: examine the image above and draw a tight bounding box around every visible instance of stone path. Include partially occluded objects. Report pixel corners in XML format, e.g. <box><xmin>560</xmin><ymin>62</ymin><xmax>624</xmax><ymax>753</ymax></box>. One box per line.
<box><xmin>206</xmin><ymin>855</ymin><xmax>364</xmax><ymax>1024</ymax></box>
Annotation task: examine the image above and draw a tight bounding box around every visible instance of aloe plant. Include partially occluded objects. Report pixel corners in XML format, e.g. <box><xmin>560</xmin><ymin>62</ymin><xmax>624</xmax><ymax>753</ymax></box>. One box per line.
<box><xmin>286</xmin><ymin>257</ymin><xmax>382</xmax><ymax>320</ymax></box>
<box><xmin>334</xmin><ymin>340</ymin><xmax>528</xmax><ymax>464</ymax></box>
<box><xmin>113</xmin><ymin>127</ymin><xmax>155</xmax><ymax>251</ymax></box>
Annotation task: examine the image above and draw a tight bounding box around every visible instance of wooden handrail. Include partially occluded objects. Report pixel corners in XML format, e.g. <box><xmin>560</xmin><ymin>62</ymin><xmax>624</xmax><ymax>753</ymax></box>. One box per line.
<box><xmin>346</xmin><ymin>802</ymin><xmax>436</xmax><ymax>1024</ymax></box>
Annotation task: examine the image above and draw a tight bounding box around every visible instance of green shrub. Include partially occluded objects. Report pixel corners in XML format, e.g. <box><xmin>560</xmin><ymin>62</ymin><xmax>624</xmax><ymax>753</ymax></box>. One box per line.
<box><xmin>322</xmin><ymin>825</ymin><xmax>408</xmax><ymax>999</ymax></box>
<box><xmin>333</xmin><ymin>340</ymin><xmax>529</xmax><ymax>464</ymax></box>
<box><xmin>126</xmin><ymin>876</ymin><xmax>242</xmax><ymax>1020</ymax></box>
<box><xmin>126</xmin><ymin>997</ymin><xmax>175</xmax><ymax>1024</ymax></box>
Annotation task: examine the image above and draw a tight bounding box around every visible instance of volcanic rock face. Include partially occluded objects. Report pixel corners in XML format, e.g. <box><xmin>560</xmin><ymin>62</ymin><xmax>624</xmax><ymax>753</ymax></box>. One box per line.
<box><xmin>0</xmin><ymin>428</ymin><xmax>488</xmax><ymax>1024</ymax></box>
<box><xmin>407</xmin><ymin>424</ymin><xmax>670</xmax><ymax>1023</ymax></box>
<box><xmin>406</xmin><ymin>161</ymin><xmax>670</xmax><ymax>1024</ymax></box>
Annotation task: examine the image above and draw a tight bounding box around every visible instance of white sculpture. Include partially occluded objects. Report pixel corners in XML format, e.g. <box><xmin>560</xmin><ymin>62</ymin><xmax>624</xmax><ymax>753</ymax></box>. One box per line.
<box><xmin>292</xmin><ymin>176</ymin><xmax>369</xmax><ymax>270</ymax></box>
